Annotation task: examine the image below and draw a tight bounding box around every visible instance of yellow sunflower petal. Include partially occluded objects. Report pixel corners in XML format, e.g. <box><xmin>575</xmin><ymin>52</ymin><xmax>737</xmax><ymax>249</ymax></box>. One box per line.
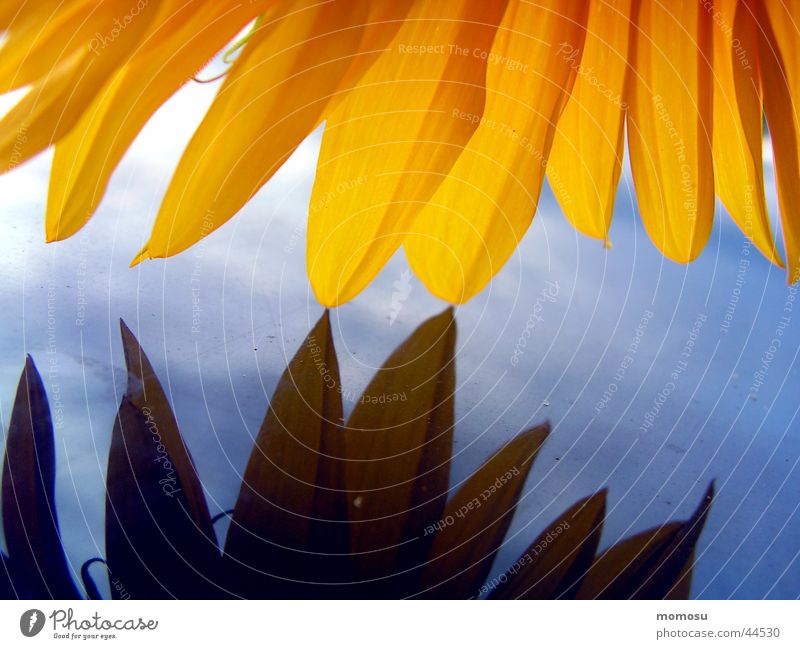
<box><xmin>0</xmin><ymin>0</ymin><xmax>125</xmax><ymax>93</ymax></box>
<box><xmin>403</xmin><ymin>1</ymin><xmax>589</xmax><ymax>303</ymax></box>
<box><xmin>46</xmin><ymin>0</ymin><xmax>270</xmax><ymax>241</ymax></box>
<box><xmin>627</xmin><ymin>0</ymin><xmax>714</xmax><ymax>263</ymax></box>
<box><xmin>0</xmin><ymin>0</ymin><xmax>53</xmax><ymax>31</ymax></box>
<box><xmin>757</xmin><ymin>1</ymin><xmax>800</xmax><ymax>281</ymax></box>
<box><xmin>547</xmin><ymin>0</ymin><xmax>633</xmax><ymax>242</ymax></box>
<box><xmin>712</xmin><ymin>0</ymin><xmax>782</xmax><ymax>266</ymax></box>
<box><xmin>0</xmin><ymin>0</ymin><xmax>159</xmax><ymax>172</ymax></box>
<box><xmin>0</xmin><ymin>2</ymin><xmax>21</xmax><ymax>29</ymax></box>
<box><xmin>136</xmin><ymin>0</ymin><xmax>412</xmax><ymax>264</ymax></box>
<box><xmin>307</xmin><ymin>0</ymin><xmax>509</xmax><ymax>306</ymax></box>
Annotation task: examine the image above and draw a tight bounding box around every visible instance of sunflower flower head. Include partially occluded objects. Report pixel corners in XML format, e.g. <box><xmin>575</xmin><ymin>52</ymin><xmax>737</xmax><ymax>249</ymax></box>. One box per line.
<box><xmin>1</xmin><ymin>0</ymin><xmax>799</xmax><ymax>304</ymax></box>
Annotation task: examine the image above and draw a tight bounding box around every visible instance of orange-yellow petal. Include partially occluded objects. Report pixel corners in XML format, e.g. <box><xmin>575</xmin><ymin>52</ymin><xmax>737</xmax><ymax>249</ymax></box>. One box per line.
<box><xmin>0</xmin><ymin>2</ymin><xmax>23</xmax><ymax>30</ymax></box>
<box><xmin>0</xmin><ymin>0</ymin><xmax>128</xmax><ymax>93</ymax></box>
<box><xmin>403</xmin><ymin>0</ymin><xmax>589</xmax><ymax>303</ymax></box>
<box><xmin>627</xmin><ymin>0</ymin><xmax>714</xmax><ymax>263</ymax></box>
<box><xmin>547</xmin><ymin>0</ymin><xmax>633</xmax><ymax>242</ymax></box>
<box><xmin>712</xmin><ymin>0</ymin><xmax>781</xmax><ymax>266</ymax></box>
<box><xmin>136</xmin><ymin>0</ymin><xmax>413</xmax><ymax>264</ymax></box>
<box><xmin>757</xmin><ymin>0</ymin><xmax>800</xmax><ymax>281</ymax></box>
<box><xmin>0</xmin><ymin>0</ymin><xmax>159</xmax><ymax>172</ymax></box>
<box><xmin>308</xmin><ymin>0</ymin><xmax>509</xmax><ymax>306</ymax></box>
<box><xmin>46</xmin><ymin>0</ymin><xmax>270</xmax><ymax>241</ymax></box>
<box><xmin>0</xmin><ymin>0</ymin><xmax>58</xmax><ymax>32</ymax></box>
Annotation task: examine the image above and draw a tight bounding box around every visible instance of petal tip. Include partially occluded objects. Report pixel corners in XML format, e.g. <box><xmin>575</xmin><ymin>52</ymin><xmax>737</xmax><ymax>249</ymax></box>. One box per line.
<box><xmin>129</xmin><ymin>246</ymin><xmax>150</xmax><ymax>267</ymax></box>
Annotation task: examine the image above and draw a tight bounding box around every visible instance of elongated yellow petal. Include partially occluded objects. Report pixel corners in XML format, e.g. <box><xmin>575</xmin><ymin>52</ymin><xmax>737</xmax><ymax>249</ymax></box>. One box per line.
<box><xmin>0</xmin><ymin>0</ymin><xmax>122</xmax><ymax>93</ymax></box>
<box><xmin>47</xmin><ymin>0</ymin><xmax>269</xmax><ymax>241</ymax></box>
<box><xmin>136</xmin><ymin>0</ymin><xmax>412</xmax><ymax>264</ymax></box>
<box><xmin>0</xmin><ymin>0</ymin><xmax>160</xmax><ymax>172</ymax></box>
<box><xmin>757</xmin><ymin>0</ymin><xmax>800</xmax><ymax>281</ymax></box>
<box><xmin>0</xmin><ymin>2</ymin><xmax>22</xmax><ymax>30</ymax></box>
<box><xmin>547</xmin><ymin>0</ymin><xmax>633</xmax><ymax>242</ymax></box>
<box><xmin>712</xmin><ymin>0</ymin><xmax>782</xmax><ymax>266</ymax></box>
<box><xmin>403</xmin><ymin>0</ymin><xmax>588</xmax><ymax>303</ymax></box>
<box><xmin>627</xmin><ymin>0</ymin><xmax>714</xmax><ymax>263</ymax></box>
<box><xmin>0</xmin><ymin>0</ymin><xmax>56</xmax><ymax>31</ymax></box>
<box><xmin>307</xmin><ymin>0</ymin><xmax>509</xmax><ymax>306</ymax></box>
